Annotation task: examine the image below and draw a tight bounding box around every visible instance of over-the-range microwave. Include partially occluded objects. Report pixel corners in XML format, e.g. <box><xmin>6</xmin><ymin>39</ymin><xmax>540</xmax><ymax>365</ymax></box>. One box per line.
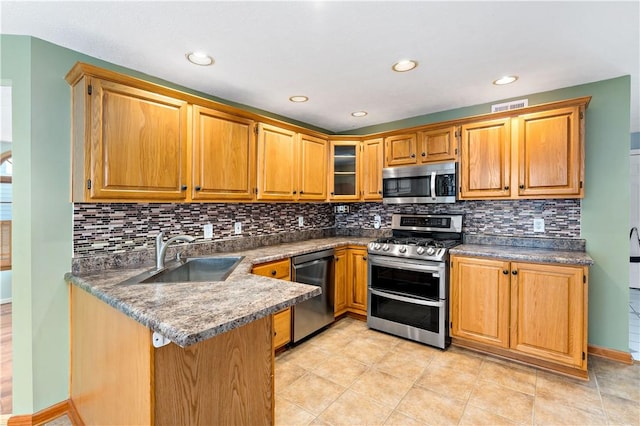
<box><xmin>382</xmin><ymin>161</ymin><xmax>457</xmax><ymax>204</ymax></box>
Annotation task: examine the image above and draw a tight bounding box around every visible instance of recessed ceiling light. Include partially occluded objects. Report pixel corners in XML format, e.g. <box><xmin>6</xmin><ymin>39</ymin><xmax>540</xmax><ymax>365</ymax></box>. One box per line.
<box><xmin>351</xmin><ymin>111</ymin><xmax>368</xmax><ymax>117</ymax></box>
<box><xmin>493</xmin><ymin>75</ymin><xmax>519</xmax><ymax>85</ymax></box>
<box><xmin>392</xmin><ymin>60</ymin><xmax>418</xmax><ymax>72</ymax></box>
<box><xmin>289</xmin><ymin>96</ymin><xmax>309</xmax><ymax>103</ymax></box>
<box><xmin>186</xmin><ymin>52</ymin><xmax>214</xmax><ymax>66</ymax></box>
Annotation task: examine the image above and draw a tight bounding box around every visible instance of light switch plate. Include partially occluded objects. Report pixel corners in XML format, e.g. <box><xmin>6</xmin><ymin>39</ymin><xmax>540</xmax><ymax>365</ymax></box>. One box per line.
<box><xmin>298</xmin><ymin>216</ymin><xmax>304</xmax><ymax>227</ymax></box>
<box><xmin>203</xmin><ymin>223</ymin><xmax>213</xmax><ymax>239</ymax></box>
<box><xmin>533</xmin><ymin>218</ymin><xmax>545</xmax><ymax>232</ymax></box>
<box><xmin>234</xmin><ymin>222</ymin><xmax>242</xmax><ymax>235</ymax></box>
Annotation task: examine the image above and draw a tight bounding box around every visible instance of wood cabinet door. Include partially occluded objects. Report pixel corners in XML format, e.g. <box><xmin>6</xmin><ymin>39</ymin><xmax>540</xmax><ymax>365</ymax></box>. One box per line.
<box><xmin>192</xmin><ymin>106</ymin><xmax>255</xmax><ymax>201</ymax></box>
<box><xmin>362</xmin><ymin>138</ymin><xmax>384</xmax><ymax>200</ymax></box>
<box><xmin>256</xmin><ymin>123</ymin><xmax>297</xmax><ymax>201</ymax></box>
<box><xmin>385</xmin><ymin>134</ymin><xmax>417</xmax><ymax>167</ymax></box>
<box><xmin>89</xmin><ymin>78</ymin><xmax>188</xmax><ymax>200</ymax></box>
<box><xmin>516</xmin><ymin>106</ymin><xmax>583</xmax><ymax>197</ymax></box>
<box><xmin>329</xmin><ymin>141</ymin><xmax>360</xmax><ymax>201</ymax></box>
<box><xmin>348</xmin><ymin>247</ymin><xmax>368</xmax><ymax>314</ymax></box>
<box><xmin>298</xmin><ymin>133</ymin><xmax>328</xmax><ymax>200</ymax></box>
<box><xmin>252</xmin><ymin>259</ymin><xmax>291</xmax><ymax>349</ymax></box>
<box><xmin>334</xmin><ymin>248</ymin><xmax>348</xmax><ymax>316</ymax></box>
<box><xmin>510</xmin><ymin>262</ymin><xmax>586</xmax><ymax>368</ymax></box>
<box><xmin>459</xmin><ymin>118</ymin><xmax>511</xmax><ymax>199</ymax></box>
<box><xmin>419</xmin><ymin>127</ymin><xmax>457</xmax><ymax>163</ymax></box>
<box><xmin>450</xmin><ymin>256</ymin><xmax>510</xmax><ymax>348</ymax></box>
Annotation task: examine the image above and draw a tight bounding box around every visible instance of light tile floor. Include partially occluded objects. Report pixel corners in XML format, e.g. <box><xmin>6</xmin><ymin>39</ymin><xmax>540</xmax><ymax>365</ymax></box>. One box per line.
<box><xmin>631</xmin><ymin>288</ymin><xmax>640</xmax><ymax>361</ymax></box>
<box><xmin>276</xmin><ymin>317</ymin><xmax>640</xmax><ymax>426</ymax></box>
<box><xmin>7</xmin><ymin>317</ymin><xmax>639</xmax><ymax>426</ymax></box>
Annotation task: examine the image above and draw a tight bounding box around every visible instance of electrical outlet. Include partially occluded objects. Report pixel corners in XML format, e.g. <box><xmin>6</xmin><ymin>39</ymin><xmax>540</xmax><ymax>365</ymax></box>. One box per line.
<box><xmin>533</xmin><ymin>218</ymin><xmax>545</xmax><ymax>233</ymax></box>
<box><xmin>203</xmin><ymin>223</ymin><xmax>213</xmax><ymax>239</ymax></box>
<box><xmin>298</xmin><ymin>216</ymin><xmax>304</xmax><ymax>227</ymax></box>
<box><xmin>374</xmin><ymin>215</ymin><xmax>381</xmax><ymax>229</ymax></box>
<box><xmin>234</xmin><ymin>222</ymin><xmax>242</xmax><ymax>235</ymax></box>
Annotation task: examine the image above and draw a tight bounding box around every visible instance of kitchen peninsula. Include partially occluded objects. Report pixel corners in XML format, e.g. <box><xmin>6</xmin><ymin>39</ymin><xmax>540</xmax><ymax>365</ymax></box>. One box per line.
<box><xmin>64</xmin><ymin>237</ymin><xmax>371</xmax><ymax>425</ymax></box>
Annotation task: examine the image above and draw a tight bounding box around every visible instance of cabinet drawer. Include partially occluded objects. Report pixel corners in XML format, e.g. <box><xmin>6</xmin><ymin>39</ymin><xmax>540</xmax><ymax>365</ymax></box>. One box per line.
<box><xmin>252</xmin><ymin>259</ymin><xmax>291</xmax><ymax>280</ymax></box>
<box><xmin>273</xmin><ymin>308</ymin><xmax>292</xmax><ymax>349</ymax></box>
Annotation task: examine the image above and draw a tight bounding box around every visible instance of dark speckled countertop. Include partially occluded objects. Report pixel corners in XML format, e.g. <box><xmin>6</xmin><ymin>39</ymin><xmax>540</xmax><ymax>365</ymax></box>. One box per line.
<box><xmin>450</xmin><ymin>244</ymin><xmax>594</xmax><ymax>265</ymax></box>
<box><xmin>65</xmin><ymin>237</ymin><xmax>372</xmax><ymax>348</ymax></box>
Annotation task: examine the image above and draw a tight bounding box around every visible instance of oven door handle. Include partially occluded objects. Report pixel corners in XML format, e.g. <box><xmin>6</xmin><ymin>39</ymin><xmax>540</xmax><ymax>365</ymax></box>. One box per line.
<box><xmin>370</xmin><ymin>289</ymin><xmax>444</xmax><ymax>308</ymax></box>
<box><xmin>368</xmin><ymin>255</ymin><xmax>445</xmax><ymax>274</ymax></box>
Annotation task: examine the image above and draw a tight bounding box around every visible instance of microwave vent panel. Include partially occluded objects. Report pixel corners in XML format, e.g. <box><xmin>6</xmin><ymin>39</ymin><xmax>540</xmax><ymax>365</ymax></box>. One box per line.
<box><xmin>491</xmin><ymin>99</ymin><xmax>529</xmax><ymax>113</ymax></box>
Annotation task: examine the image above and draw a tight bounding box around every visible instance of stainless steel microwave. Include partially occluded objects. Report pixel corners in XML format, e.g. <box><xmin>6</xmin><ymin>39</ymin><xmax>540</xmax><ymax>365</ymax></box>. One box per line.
<box><xmin>382</xmin><ymin>162</ymin><xmax>457</xmax><ymax>204</ymax></box>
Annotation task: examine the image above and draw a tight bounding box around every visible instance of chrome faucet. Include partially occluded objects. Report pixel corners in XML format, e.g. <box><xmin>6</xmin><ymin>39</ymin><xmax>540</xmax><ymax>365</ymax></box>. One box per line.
<box><xmin>155</xmin><ymin>231</ymin><xmax>196</xmax><ymax>270</ymax></box>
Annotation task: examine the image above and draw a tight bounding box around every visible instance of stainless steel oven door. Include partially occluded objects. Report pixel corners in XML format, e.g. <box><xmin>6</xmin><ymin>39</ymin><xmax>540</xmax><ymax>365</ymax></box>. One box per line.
<box><xmin>367</xmin><ymin>254</ymin><xmax>449</xmax><ymax>348</ymax></box>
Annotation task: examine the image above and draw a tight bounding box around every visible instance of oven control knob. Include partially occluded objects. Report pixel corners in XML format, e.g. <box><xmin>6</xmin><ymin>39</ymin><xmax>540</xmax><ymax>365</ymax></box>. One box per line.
<box><xmin>426</xmin><ymin>247</ymin><xmax>436</xmax><ymax>255</ymax></box>
<box><xmin>373</xmin><ymin>243</ymin><xmax>381</xmax><ymax>250</ymax></box>
<box><xmin>416</xmin><ymin>247</ymin><xmax>425</xmax><ymax>255</ymax></box>
<box><xmin>382</xmin><ymin>244</ymin><xmax>390</xmax><ymax>251</ymax></box>
<box><xmin>398</xmin><ymin>245</ymin><xmax>407</xmax><ymax>253</ymax></box>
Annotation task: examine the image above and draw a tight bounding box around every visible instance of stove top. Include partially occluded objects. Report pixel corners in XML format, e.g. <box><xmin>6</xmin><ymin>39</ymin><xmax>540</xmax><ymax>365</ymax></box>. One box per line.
<box><xmin>368</xmin><ymin>214</ymin><xmax>463</xmax><ymax>261</ymax></box>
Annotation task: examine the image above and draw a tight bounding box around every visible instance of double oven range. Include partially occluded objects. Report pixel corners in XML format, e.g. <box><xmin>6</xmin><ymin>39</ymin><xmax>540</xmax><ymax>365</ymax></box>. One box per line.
<box><xmin>367</xmin><ymin>214</ymin><xmax>463</xmax><ymax>349</ymax></box>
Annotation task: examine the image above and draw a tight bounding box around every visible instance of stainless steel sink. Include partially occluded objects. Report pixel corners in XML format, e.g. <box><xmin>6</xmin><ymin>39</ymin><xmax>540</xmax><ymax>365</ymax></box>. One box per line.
<box><xmin>120</xmin><ymin>256</ymin><xmax>244</xmax><ymax>284</ymax></box>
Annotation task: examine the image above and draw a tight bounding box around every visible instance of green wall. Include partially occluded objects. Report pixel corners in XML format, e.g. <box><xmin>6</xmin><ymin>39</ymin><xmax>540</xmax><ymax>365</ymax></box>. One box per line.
<box><xmin>0</xmin><ymin>33</ymin><xmax>632</xmax><ymax>414</ymax></box>
<box><xmin>348</xmin><ymin>77</ymin><xmax>632</xmax><ymax>352</ymax></box>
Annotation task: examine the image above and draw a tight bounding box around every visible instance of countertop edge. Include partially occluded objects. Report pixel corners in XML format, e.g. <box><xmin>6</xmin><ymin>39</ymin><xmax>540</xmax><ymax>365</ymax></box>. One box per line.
<box><xmin>450</xmin><ymin>244</ymin><xmax>594</xmax><ymax>266</ymax></box>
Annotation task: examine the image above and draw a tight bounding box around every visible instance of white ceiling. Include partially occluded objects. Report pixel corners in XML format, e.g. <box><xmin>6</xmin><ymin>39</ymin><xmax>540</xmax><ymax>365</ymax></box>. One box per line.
<box><xmin>1</xmin><ymin>1</ymin><xmax>638</xmax><ymax>133</ymax></box>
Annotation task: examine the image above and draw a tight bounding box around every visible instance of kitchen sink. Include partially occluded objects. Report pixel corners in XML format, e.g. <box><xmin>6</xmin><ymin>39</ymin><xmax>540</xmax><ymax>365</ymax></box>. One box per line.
<box><xmin>120</xmin><ymin>256</ymin><xmax>244</xmax><ymax>285</ymax></box>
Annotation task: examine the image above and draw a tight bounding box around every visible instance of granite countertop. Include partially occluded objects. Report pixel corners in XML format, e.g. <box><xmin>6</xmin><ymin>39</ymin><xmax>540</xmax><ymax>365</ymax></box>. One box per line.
<box><xmin>450</xmin><ymin>244</ymin><xmax>594</xmax><ymax>265</ymax></box>
<box><xmin>65</xmin><ymin>237</ymin><xmax>372</xmax><ymax>348</ymax></box>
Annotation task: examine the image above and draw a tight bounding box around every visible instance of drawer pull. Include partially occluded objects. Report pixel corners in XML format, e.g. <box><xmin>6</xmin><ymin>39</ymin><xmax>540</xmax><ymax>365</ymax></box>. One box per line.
<box><xmin>271</xmin><ymin>270</ymin><xmax>277</xmax><ymax>276</ymax></box>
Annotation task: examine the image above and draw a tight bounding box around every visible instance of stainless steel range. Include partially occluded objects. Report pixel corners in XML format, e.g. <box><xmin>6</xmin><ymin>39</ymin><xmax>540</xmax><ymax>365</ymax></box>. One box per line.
<box><xmin>367</xmin><ymin>214</ymin><xmax>463</xmax><ymax>349</ymax></box>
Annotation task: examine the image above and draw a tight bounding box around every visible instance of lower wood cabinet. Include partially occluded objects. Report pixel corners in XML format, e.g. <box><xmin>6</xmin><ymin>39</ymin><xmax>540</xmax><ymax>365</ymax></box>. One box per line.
<box><xmin>450</xmin><ymin>255</ymin><xmax>588</xmax><ymax>378</ymax></box>
<box><xmin>348</xmin><ymin>246</ymin><xmax>368</xmax><ymax>315</ymax></box>
<box><xmin>334</xmin><ymin>248</ymin><xmax>348</xmax><ymax>316</ymax></box>
<box><xmin>70</xmin><ymin>286</ymin><xmax>273</xmax><ymax>425</ymax></box>
<box><xmin>252</xmin><ymin>258</ymin><xmax>292</xmax><ymax>350</ymax></box>
<box><xmin>334</xmin><ymin>245</ymin><xmax>368</xmax><ymax>317</ymax></box>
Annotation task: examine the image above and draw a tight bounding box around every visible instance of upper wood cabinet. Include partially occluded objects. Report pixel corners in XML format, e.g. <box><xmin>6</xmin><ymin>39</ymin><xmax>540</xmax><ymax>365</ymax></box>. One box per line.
<box><xmin>418</xmin><ymin>126</ymin><xmax>458</xmax><ymax>162</ymax></box>
<box><xmin>459</xmin><ymin>101</ymin><xmax>586</xmax><ymax>200</ymax></box>
<box><xmin>459</xmin><ymin>118</ymin><xmax>512</xmax><ymax>199</ymax></box>
<box><xmin>256</xmin><ymin>123</ymin><xmax>298</xmax><ymax>201</ymax></box>
<box><xmin>298</xmin><ymin>133</ymin><xmax>328</xmax><ymax>201</ymax></box>
<box><xmin>256</xmin><ymin>124</ymin><xmax>327</xmax><ymax>201</ymax></box>
<box><xmin>362</xmin><ymin>138</ymin><xmax>384</xmax><ymax>200</ymax></box>
<box><xmin>516</xmin><ymin>106</ymin><xmax>583</xmax><ymax>197</ymax></box>
<box><xmin>329</xmin><ymin>140</ymin><xmax>360</xmax><ymax>201</ymax></box>
<box><xmin>384</xmin><ymin>133</ymin><xmax>417</xmax><ymax>167</ymax></box>
<box><xmin>192</xmin><ymin>106</ymin><xmax>256</xmax><ymax>201</ymax></box>
<box><xmin>70</xmin><ymin>76</ymin><xmax>189</xmax><ymax>201</ymax></box>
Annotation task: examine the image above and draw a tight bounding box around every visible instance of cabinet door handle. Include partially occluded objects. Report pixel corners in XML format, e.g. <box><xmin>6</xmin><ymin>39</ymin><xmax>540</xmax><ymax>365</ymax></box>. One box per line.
<box><xmin>503</xmin><ymin>270</ymin><xmax>509</xmax><ymax>275</ymax></box>
<box><xmin>504</xmin><ymin>186</ymin><xmax>510</xmax><ymax>190</ymax></box>
<box><xmin>300</xmin><ymin>190</ymin><xmax>304</xmax><ymax>194</ymax></box>
<box><xmin>410</xmin><ymin>153</ymin><xmax>416</xmax><ymax>158</ymax></box>
<box><xmin>271</xmin><ymin>270</ymin><xmax>277</xmax><ymax>276</ymax></box>
<box><xmin>363</xmin><ymin>256</ymin><xmax>367</xmax><ymax>261</ymax></box>
<box><xmin>181</xmin><ymin>185</ymin><xmax>187</xmax><ymax>191</ymax></box>
<box><xmin>195</xmin><ymin>186</ymin><xmax>202</xmax><ymax>191</ymax></box>
<box><xmin>519</xmin><ymin>184</ymin><xmax>525</xmax><ymax>189</ymax></box>
<box><xmin>378</xmin><ymin>190</ymin><xmax>382</xmax><ymax>194</ymax></box>
<box><xmin>331</xmin><ymin>192</ymin><xmax>335</xmax><ymax>195</ymax></box>
<box><xmin>421</xmin><ymin>152</ymin><xmax>426</xmax><ymax>157</ymax></box>
<box><xmin>512</xmin><ymin>270</ymin><xmax>518</xmax><ymax>275</ymax></box>
<box><xmin>293</xmin><ymin>190</ymin><xmax>297</xmax><ymax>194</ymax></box>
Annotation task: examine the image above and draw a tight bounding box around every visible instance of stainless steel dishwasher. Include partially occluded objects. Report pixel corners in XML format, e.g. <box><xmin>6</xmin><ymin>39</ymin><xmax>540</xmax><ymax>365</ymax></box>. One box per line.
<box><xmin>291</xmin><ymin>248</ymin><xmax>335</xmax><ymax>343</ymax></box>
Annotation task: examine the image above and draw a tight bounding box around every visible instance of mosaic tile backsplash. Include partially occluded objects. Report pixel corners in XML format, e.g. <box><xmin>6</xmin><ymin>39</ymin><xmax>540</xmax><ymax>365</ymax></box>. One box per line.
<box><xmin>74</xmin><ymin>203</ymin><xmax>335</xmax><ymax>256</ymax></box>
<box><xmin>335</xmin><ymin>199</ymin><xmax>581</xmax><ymax>238</ymax></box>
<box><xmin>73</xmin><ymin>199</ymin><xmax>581</xmax><ymax>257</ymax></box>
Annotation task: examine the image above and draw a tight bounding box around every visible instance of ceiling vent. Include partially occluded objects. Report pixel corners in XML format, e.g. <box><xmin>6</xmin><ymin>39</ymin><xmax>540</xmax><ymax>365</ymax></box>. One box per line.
<box><xmin>491</xmin><ymin>99</ymin><xmax>529</xmax><ymax>113</ymax></box>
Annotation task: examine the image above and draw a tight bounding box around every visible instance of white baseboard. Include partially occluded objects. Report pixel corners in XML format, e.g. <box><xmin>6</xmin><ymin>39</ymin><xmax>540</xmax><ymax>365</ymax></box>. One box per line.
<box><xmin>0</xmin><ymin>298</ymin><xmax>11</xmax><ymax>304</ymax></box>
